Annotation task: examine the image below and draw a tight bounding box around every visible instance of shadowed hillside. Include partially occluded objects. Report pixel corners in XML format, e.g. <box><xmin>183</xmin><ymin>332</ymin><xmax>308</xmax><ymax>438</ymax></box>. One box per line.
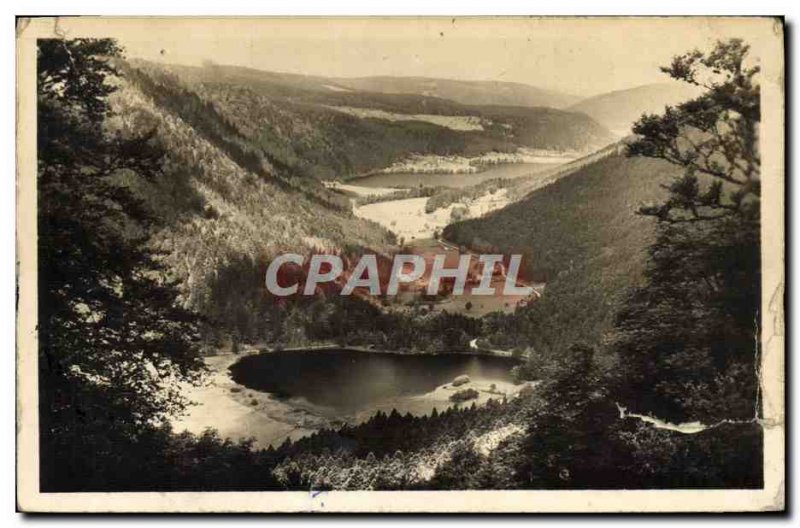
<box><xmin>106</xmin><ymin>66</ymin><xmax>396</xmax><ymax>343</ymax></box>
<box><xmin>444</xmin><ymin>149</ymin><xmax>681</xmax><ymax>356</ymax></box>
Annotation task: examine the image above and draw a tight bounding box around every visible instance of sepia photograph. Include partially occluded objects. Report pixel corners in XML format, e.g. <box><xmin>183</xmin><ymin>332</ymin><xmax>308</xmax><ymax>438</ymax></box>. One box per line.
<box><xmin>14</xmin><ymin>15</ymin><xmax>785</xmax><ymax>513</ymax></box>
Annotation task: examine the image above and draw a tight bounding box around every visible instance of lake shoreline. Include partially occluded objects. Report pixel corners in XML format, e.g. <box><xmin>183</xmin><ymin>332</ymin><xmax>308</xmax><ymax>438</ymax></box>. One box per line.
<box><xmin>172</xmin><ymin>345</ymin><xmax>526</xmax><ymax>449</ymax></box>
<box><xmin>344</xmin><ymin>154</ymin><xmax>577</xmax><ymax>183</ymax></box>
<box><xmin>259</xmin><ymin>343</ymin><xmax>523</xmax><ymax>360</ymax></box>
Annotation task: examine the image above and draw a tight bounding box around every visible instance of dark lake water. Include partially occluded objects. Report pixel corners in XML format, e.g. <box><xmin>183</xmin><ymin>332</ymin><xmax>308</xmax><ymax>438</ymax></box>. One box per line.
<box><xmin>229</xmin><ymin>349</ymin><xmax>518</xmax><ymax>416</ymax></box>
<box><xmin>349</xmin><ymin>162</ymin><xmax>555</xmax><ymax>189</ymax></box>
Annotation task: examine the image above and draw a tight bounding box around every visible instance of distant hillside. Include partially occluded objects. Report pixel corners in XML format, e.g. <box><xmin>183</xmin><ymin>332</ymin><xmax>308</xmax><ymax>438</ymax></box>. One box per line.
<box><xmin>125</xmin><ymin>60</ymin><xmax>613</xmax><ymax>181</ymax></box>
<box><xmin>444</xmin><ymin>148</ymin><xmax>681</xmax><ymax>357</ymax></box>
<box><xmin>106</xmin><ymin>66</ymin><xmax>395</xmax><ymax>343</ymax></box>
<box><xmin>332</xmin><ymin>76</ymin><xmax>581</xmax><ymax>109</ymax></box>
<box><xmin>568</xmin><ymin>82</ymin><xmax>704</xmax><ymax>136</ymax></box>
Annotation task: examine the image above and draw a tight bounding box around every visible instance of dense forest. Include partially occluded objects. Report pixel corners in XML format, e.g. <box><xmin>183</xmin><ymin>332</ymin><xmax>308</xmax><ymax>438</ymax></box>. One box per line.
<box><xmin>102</xmin><ymin>61</ymin><xmax>397</xmax><ymax>344</ymax></box>
<box><xmin>36</xmin><ymin>37</ymin><xmax>764</xmax><ymax>492</ymax></box>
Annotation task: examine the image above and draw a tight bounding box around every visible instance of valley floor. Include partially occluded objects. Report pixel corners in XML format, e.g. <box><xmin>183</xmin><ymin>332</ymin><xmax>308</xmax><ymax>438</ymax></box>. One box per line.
<box><xmin>355</xmin><ymin>191</ymin><xmax>510</xmax><ymax>241</ymax></box>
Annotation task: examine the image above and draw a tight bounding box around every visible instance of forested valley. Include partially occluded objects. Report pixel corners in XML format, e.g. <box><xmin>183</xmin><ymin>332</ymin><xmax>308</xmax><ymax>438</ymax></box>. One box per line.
<box><xmin>36</xmin><ymin>37</ymin><xmax>764</xmax><ymax>491</ymax></box>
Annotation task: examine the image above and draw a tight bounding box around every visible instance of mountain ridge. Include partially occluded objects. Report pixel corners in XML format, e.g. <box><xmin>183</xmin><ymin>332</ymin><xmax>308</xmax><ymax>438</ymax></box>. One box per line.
<box><xmin>122</xmin><ymin>59</ymin><xmax>615</xmax><ymax>181</ymax></box>
<box><xmin>330</xmin><ymin>75</ymin><xmax>582</xmax><ymax>109</ymax></box>
<box><xmin>139</xmin><ymin>60</ymin><xmax>583</xmax><ymax>109</ymax></box>
<box><xmin>567</xmin><ymin>81</ymin><xmax>704</xmax><ymax>136</ymax></box>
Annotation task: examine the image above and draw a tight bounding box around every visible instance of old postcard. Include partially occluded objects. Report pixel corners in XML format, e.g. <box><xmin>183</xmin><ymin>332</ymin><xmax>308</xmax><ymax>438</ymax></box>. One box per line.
<box><xmin>16</xmin><ymin>16</ymin><xmax>784</xmax><ymax>512</ymax></box>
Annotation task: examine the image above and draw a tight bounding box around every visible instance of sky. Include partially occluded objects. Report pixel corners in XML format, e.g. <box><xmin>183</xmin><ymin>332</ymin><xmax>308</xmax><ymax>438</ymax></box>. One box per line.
<box><xmin>61</xmin><ymin>17</ymin><xmax>772</xmax><ymax>98</ymax></box>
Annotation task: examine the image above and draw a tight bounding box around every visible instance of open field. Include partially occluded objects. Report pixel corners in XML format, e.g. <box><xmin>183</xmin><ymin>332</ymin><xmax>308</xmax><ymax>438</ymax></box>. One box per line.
<box><xmin>355</xmin><ymin>190</ymin><xmax>511</xmax><ymax>241</ymax></box>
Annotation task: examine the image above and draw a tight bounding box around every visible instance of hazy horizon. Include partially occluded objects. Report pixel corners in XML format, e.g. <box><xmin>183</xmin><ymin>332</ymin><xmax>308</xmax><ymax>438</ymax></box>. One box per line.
<box><xmin>125</xmin><ymin>54</ymin><xmax>696</xmax><ymax>101</ymax></box>
<box><xmin>112</xmin><ymin>17</ymin><xmax>767</xmax><ymax>98</ymax></box>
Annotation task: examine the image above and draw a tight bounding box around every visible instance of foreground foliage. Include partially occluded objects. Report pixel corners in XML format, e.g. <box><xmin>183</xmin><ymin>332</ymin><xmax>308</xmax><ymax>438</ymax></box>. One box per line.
<box><xmin>613</xmin><ymin>38</ymin><xmax>762</xmax><ymax>423</ymax></box>
<box><xmin>37</xmin><ymin>38</ymin><xmax>205</xmax><ymax>490</ymax></box>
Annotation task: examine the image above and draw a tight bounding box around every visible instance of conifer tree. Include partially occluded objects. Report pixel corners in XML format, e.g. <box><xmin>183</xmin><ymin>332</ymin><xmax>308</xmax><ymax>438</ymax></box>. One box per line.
<box><xmin>37</xmin><ymin>38</ymin><xmax>204</xmax><ymax>490</ymax></box>
<box><xmin>614</xmin><ymin>39</ymin><xmax>761</xmax><ymax>423</ymax></box>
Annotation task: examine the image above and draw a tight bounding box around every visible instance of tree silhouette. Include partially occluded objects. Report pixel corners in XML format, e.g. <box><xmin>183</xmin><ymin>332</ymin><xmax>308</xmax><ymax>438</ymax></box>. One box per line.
<box><xmin>628</xmin><ymin>38</ymin><xmax>760</xmax><ymax>223</ymax></box>
<box><xmin>615</xmin><ymin>39</ymin><xmax>761</xmax><ymax>423</ymax></box>
<box><xmin>37</xmin><ymin>39</ymin><xmax>204</xmax><ymax>490</ymax></box>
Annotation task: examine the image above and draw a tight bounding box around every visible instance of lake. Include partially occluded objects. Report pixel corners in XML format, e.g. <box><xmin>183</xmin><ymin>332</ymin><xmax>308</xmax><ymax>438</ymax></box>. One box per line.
<box><xmin>229</xmin><ymin>349</ymin><xmax>520</xmax><ymax>419</ymax></box>
<box><xmin>349</xmin><ymin>162</ymin><xmax>554</xmax><ymax>189</ymax></box>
